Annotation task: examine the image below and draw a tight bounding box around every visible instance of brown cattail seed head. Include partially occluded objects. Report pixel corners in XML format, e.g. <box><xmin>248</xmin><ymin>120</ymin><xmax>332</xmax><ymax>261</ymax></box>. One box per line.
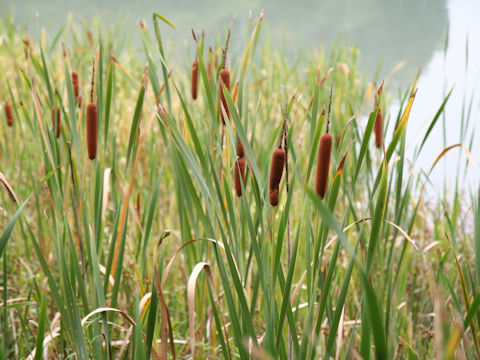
<box><xmin>237</xmin><ymin>139</ymin><xmax>245</xmax><ymax>158</ymax></box>
<box><xmin>72</xmin><ymin>71</ymin><xmax>79</xmax><ymax>99</ymax></box>
<box><xmin>234</xmin><ymin>158</ymin><xmax>246</xmax><ymax>197</ymax></box>
<box><xmin>315</xmin><ymin>133</ymin><xmax>333</xmax><ymax>199</ymax></box>
<box><xmin>86</xmin><ymin>102</ymin><xmax>98</xmax><ymax>160</ymax></box>
<box><xmin>269</xmin><ymin>148</ymin><xmax>286</xmax><ymax>206</ymax></box>
<box><xmin>4</xmin><ymin>101</ymin><xmax>13</xmax><ymax>127</ymax></box>
<box><xmin>374</xmin><ymin>106</ymin><xmax>383</xmax><ymax>148</ymax></box>
<box><xmin>219</xmin><ymin>69</ymin><xmax>230</xmax><ymax>124</ymax></box>
<box><xmin>51</xmin><ymin>106</ymin><xmax>61</xmax><ymax>138</ymax></box>
<box><xmin>191</xmin><ymin>59</ymin><xmax>199</xmax><ymax>100</ymax></box>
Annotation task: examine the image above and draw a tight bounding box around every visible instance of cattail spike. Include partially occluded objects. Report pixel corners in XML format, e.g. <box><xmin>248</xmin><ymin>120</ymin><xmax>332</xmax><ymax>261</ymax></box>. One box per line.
<box><xmin>192</xmin><ymin>59</ymin><xmax>199</xmax><ymax>100</ymax></box>
<box><xmin>269</xmin><ymin>148</ymin><xmax>286</xmax><ymax>206</ymax></box>
<box><xmin>236</xmin><ymin>137</ymin><xmax>245</xmax><ymax>158</ymax></box>
<box><xmin>51</xmin><ymin>106</ymin><xmax>61</xmax><ymax>138</ymax></box>
<box><xmin>315</xmin><ymin>133</ymin><xmax>333</xmax><ymax>198</ymax></box>
<box><xmin>221</xmin><ymin>25</ymin><xmax>232</xmax><ymax>70</ymax></box>
<box><xmin>191</xmin><ymin>27</ymin><xmax>198</xmax><ymax>43</ymax></box>
<box><xmin>4</xmin><ymin>101</ymin><xmax>13</xmax><ymax>127</ymax></box>
<box><xmin>86</xmin><ymin>102</ymin><xmax>98</xmax><ymax>159</ymax></box>
<box><xmin>72</xmin><ymin>71</ymin><xmax>79</xmax><ymax>99</ymax></box>
<box><xmin>374</xmin><ymin>106</ymin><xmax>383</xmax><ymax>148</ymax></box>
<box><xmin>326</xmin><ymin>86</ymin><xmax>333</xmax><ymax>133</ymax></box>
<box><xmin>234</xmin><ymin>158</ymin><xmax>246</xmax><ymax>197</ymax></box>
<box><xmin>219</xmin><ymin>69</ymin><xmax>230</xmax><ymax>124</ymax></box>
<box><xmin>90</xmin><ymin>56</ymin><xmax>95</xmax><ymax>103</ymax></box>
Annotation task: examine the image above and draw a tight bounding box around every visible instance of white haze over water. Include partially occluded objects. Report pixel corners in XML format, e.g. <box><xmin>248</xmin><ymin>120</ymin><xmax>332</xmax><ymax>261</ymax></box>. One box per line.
<box><xmin>394</xmin><ymin>0</ymin><xmax>480</xmax><ymax>195</ymax></box>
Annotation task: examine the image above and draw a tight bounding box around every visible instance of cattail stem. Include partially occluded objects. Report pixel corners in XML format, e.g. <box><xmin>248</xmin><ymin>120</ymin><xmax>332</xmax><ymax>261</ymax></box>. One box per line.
<box><xmin>218</xmin><ymin>26</ymin><xmax>231</xmax><ymax>129</ymax></box>
<box><xmin>283</xmin><ymin>107</ymin><xmax>289</xmax><ymax>194</ymax></box>
<box><xmin>191</xmin><ymin>26</ymin><xmax>199</xmax><ymax>43</ymax></box>
<box><xmin>90</xmin><ymin>56</ymin><xmax>95</xmax><ymax>103</ymax></box>
<box><xmin>326</xmin><ymin>86</ymin><xmax>333</xmax><ymax>134</ymax></box>
<box><xmin>67</xmin><ymin>141</ymin><xmax>86</xmax><ymax>286</ymax></box>
<box><xmin>282</xmin><ymin>105</ymin><xmax>292</xmax><ymax>360</ymax></box>
<box><xmin>221</xmin><ymin>26</ymin><xmax>231</xmax><ymax>70</ymax></box>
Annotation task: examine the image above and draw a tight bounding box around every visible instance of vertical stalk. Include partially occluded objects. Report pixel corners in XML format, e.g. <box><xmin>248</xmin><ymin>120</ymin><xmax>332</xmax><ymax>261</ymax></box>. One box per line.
<box><xmin>283</xmin><ymin>105</ymin><xmax>292</xmax><ymax>360</ymax></box>
<box><xmin>67</xmin><ymin>142</ymin><xmax>86</xmax><ymax>285</ymax></box>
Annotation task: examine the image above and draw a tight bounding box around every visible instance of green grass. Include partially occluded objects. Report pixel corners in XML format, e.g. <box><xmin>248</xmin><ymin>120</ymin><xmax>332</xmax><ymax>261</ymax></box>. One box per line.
<box><xmin>0</xmin><ymin>11</ymin><xmax>478</xmax><ymax>359</ymax></box>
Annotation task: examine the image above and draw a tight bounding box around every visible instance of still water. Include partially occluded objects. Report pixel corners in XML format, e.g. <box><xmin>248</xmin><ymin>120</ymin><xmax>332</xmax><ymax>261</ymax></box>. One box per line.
<box><xmin>2</xmin><ymin>0</ymin><xmax>479</xmax><ymax>193</ymax></box>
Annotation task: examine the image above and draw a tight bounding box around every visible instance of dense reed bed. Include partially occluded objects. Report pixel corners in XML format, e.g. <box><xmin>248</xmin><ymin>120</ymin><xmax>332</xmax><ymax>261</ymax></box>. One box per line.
<box><xmin>0</xmin><ymin>11</ymin><xmax>478</xmax><ymax>360</ymax></box>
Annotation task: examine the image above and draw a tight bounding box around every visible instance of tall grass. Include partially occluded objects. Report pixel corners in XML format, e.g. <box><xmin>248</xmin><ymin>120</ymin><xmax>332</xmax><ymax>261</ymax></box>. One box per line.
<box><xmin>0</xmin><ymin>11</ymin><xmax>478</xmax><ymax>359</ymax></box>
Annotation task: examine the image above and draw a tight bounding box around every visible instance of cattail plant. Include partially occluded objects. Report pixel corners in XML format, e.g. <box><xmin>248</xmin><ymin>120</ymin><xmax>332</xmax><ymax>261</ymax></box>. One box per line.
<box><xmin>192</xmin><ymin>59</ymin><xmax>199</xmax><ymax>100</ymax></box>
<box><xmin>268</xmin><ymin>108</ymin><xmax>288</xmax><ymax>206</ymax></box>
<box><xmin>374</xmin><ymin>83</ymin><xmax>384</xmax><ymax>149</ymax></box>
<box><xmin>374</xmin><ymin>106</ymin><xmax>383</xmax><ymax>148</ymax></box>
<box><xmin>234</xmin><ymin>158</ymin><xmax>246</xmax><ymax>197</ymax></box>
<box><xmin>219</xmin><ymin>69</ymin><xmax>230</xmax><ymax>124</ymax></box>
<box><xmin>234</xmin><ymin>136</ymin><xmax>246</xmax><ymax>196</ymax></box>
<box><xmin>72</xmin><ymin>71</ymin><xmax>79</xmax><ymax>99</ymax></box>
<box><xmin>51</xmin><ymin>106</ymin><xmax>61</xmax><ymax>138</ymax></box>
<box><xmin>269</xmin><ymin>147</ymin><xmax>286</xmax><ymax>206</ymax></box>
<box><xmin>4</xmin><ymin>101</ymin><xmax>13</xmax><ymax>127</ymax></box>
<box><xmin>86</xmin><ymin>58</ymin><xmax>97</xmax><ymax>160</ymax></box>
<box><xmin>315</xmin><ymin>88</ymin><xmax>333</xmax><ymax>199</ymax></box>
<box><xmin>86</xmin><ymin>102</ymin><xmax>97</xmax><ymax>159</ymax></box>
<box><xmin>236</xmin><ymin>137</ymin><xmax>245</xmax><ymax>158</ymax></box>
<box><xmin>219</xmin><ymin>28</ymin><xmax>231</xmax><ymax>125</ymax></box>
<box><xmin>191</xmin><ymin>29</ymin><xmax>199</xmax><ymax>100</ymax></box>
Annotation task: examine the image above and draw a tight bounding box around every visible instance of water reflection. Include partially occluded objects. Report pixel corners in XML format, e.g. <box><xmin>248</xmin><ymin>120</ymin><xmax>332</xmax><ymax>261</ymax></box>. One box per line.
<box><xmin>3</xmin><ymin>0</ymin><xmax>448</xmax><ymax>85</ymax></box>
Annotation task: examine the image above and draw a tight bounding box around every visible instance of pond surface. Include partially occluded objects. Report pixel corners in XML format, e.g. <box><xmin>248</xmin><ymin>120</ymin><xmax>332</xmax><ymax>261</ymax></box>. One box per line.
<box><xmin>2</xmin><ymin>0</ymin><xmax>479</xmax><ymax>193</ymax></box>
